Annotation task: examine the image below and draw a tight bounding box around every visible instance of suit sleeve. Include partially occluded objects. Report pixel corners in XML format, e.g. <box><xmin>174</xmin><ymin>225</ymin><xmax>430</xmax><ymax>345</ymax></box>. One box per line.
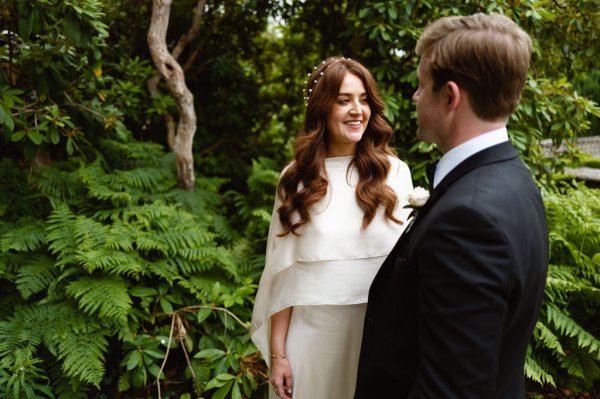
<box><xmin>408</xmin><ymin>204</ymin><xmax>513</xmax><ymax>399</ymax></box>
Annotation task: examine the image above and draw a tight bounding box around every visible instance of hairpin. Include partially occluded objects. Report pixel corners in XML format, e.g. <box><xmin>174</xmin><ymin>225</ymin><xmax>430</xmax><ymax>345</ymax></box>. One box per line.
<box><xmin>303</xmin><ymin>57</ymin><xmax>348</xmax><ymax>105</ymax></box>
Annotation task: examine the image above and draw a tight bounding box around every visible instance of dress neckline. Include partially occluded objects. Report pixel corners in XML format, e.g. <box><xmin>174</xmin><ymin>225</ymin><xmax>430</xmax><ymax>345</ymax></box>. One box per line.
<box><xmin>324</xmin><ymin>156</ymin><xmax>354</xmax><ymax>170</ymax></box>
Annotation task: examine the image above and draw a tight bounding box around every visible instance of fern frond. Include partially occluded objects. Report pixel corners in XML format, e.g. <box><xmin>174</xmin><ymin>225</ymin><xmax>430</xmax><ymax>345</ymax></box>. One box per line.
<box><xmin>171</xmin><ymin>255</ymin><xmax>215</xmax><ymax>275</ymax></box>
<box><xmin>121</xmin><ymin>202</ymin><xmax>180</xmax><ymax>229</ymax></box>
<box><xmin>66</xmin><ymin>275</ymin><xmax>132</xmax><ymax>321</ymax></box>
<box><xmin>110</xmin><ymin>166</ymin><xmax>175</xmax><ymax>193</ymax></box>
<box><xmin>46</xmin><ymin>357</ymin><xmax>90</xmax><ymax>399</ymax></box>
<box><xmin>525</xmin><ymin>351</ymin><xmax>556</xmax><ymax>386</ymax></box>
<box><xmin>163</xmin><ymin>179</ymin><xmax>225</xmax><ymax>215</ymax></box>
<box><xmin>99</xmin><ymin>139</ymin><xmax>165</xmax><ymax>167</ymax></box>
<box><xmin>559</xmin><ymin>351</ymin><xmax>588</xmax><ymax>380</ymax></box>
<box><xmin>117</xmin><ymin>373</ymin><xmax>131</xmax><ymax>392</ymax></box>
<box><xmin>73</xmin><ymin>250</ymin><xmax>143</xmax><ymax>277</ymax></box>
<box><xmin>104</xmin><ymin>222</ymin><xmax>134</xmax><ymax>251</ymax></box>
<box><xmin>15</xmin><ymin>254</ymin><xmax>57</xmax><ymax>299</ymax></box>
<box><xmin>177</xmin><ymin>274</ymin><xmax>237</xmax><ymax>300</ymax></box>
<box><xmin>211</xmin><ymin>214</ymin><xmax>239</xmax><ymax>243</ymax></box>
<box><xmin>46</xmin><ymin>205</ymin><xmax>78</xmax><ymax>267</ymax></box>
<box><xmin>56</xmin><ymin>329</ymin><xmax>108</xmax><ymax>387</ymax></box>
<box><xmin>152</xmin><ymin>227</ymin><xmax>214</xmax><ymax>255</ymax></box>
<box><xmin>0</xmin><ymin>318</ymin><xmax>43</xmax><ymax>357</ymax></box>
<box><xmin>533</xmin><ymin>321</ymin><xmax>565</xmax><ymax>357</ymax></box>
<box><xmin>0</xmin><ymin>218</ymin><xmax>47</xmax><ymax>252</ymax></box>
<box><xmin>546</xmin><ymin>305</ymin><xmax>600</xmax><ymax>358</ymax></box>
<box><xmin>72</xmin><ymin>216</ymin><xmax>108</xmax><ymax>250</ymax></box>
<box><xmin>32</xmin><ymin>163</ymin><xmax>84</xmax><ymax>201</ymax></box>
<box><xmin>77</xmin><ymin>162</ymin><xmax>133</xmax><ymax>205</ymax></box>
<box><xmin>142</xmin><ymin>259</ymin><xmax>178</xmax><ymax>283</ymax></box>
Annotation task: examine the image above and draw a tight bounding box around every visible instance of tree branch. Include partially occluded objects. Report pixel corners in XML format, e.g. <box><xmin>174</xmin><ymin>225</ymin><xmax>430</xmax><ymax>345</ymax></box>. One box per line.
<box><xmin>148</xmin><ymin>0</ymin><xmax>197</xmax><ymax>190</ymax></box>
<box><xmin>172</xmin><ymin>0</ymin><xmax>207</xmax><ymax>60</ymax></box>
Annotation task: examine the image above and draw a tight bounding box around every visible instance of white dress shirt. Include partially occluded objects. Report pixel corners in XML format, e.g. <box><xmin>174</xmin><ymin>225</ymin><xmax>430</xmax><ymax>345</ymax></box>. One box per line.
<box><xmin>433</xmin><ymin>127</ymin><xmax>509</xmax><ymax>188</ymax></box>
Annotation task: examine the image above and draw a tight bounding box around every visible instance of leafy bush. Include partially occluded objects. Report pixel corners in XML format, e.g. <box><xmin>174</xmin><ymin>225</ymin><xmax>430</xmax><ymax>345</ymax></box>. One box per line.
<box><xmin>526</xmin><ymin>186</ymin><xmax>600</xmax><ymax>390</ymax></box>
<box><xmin>0</xmin><ymin>141</ymin><xmax>270</xmax><ymax>398</ymax></box>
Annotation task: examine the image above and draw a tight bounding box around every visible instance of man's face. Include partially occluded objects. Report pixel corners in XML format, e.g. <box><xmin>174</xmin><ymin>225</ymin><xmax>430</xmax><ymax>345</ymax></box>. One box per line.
<box><xmin>412</xmin><ymin>57</ymin><xmax>445</xmax><ymax>146</ymax></box>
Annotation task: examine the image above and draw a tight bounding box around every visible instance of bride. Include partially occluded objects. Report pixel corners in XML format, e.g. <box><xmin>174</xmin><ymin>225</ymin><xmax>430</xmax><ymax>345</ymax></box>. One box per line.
<box><xmin>250</xmin><ymin>57</ymin><xmax>413</xmax><ymax>398</ymax></box>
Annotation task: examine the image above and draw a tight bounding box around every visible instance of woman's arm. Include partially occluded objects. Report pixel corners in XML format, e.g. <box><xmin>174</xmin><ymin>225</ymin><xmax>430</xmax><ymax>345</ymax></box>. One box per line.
<box><xmin>270</xmin><ymin>307</ymin><xmax>294</xmax><ymax>398</ymax></box>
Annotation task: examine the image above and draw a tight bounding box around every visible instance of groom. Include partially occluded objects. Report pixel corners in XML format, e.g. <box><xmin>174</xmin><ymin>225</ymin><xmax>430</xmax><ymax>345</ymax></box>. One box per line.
<box><xmin>355</xmin><ymin>13</ymin><xmax>548</xmax><ymax>399</ymax></box>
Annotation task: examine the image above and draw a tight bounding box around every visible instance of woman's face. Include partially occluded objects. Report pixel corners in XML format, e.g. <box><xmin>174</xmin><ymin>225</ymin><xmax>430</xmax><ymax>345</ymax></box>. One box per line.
<box><xmin>326</xmin><ymin>72</ymin><xmax>371</xmax><ymax>157</ymax></box>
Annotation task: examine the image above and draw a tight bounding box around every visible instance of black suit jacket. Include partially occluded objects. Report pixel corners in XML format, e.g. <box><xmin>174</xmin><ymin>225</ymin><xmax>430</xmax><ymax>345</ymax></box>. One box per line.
<box><xmin>355</xmin><ymin>142</ymin><xmax>548</xmax><ymax>399</ymax></box>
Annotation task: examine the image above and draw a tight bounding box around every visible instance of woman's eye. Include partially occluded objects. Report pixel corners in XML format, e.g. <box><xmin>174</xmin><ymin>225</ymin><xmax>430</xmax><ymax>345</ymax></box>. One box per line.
<box><xmin>337</xmin><ymin>98</ymin><xmax>350</xmax><ymax>104</ymax></box>
<box><xmin>360</xmin><ymin>98</ymin><xmax>369</xmax><ymax>103</ymax></box>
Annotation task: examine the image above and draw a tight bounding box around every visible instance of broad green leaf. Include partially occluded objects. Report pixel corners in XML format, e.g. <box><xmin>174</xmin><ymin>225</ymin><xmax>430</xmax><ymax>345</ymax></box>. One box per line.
<box><xmin>126</xmin><ymin>350</ymin><xmax>142</xmax><ymax>371</ymax></box>
<box><xmin>212</xmin><ymin>381</ymin><xmax>234</xmax><ymax>399</ymax></box>
<box><xmin>66</xmin><ymin>137</ymin><xmax>74</xmax><ymax>155</ymax></box>
<box><xmin>11</xmin><ymin>131</ymin><xmax>25</xmax><ymax>141</ymax></box>
<box><xmin>231</xmin><ymin>382</ymin><xmax>242</xmax><ymax>399</ymax></box>
<box><xmin>159</xmin><ymin>297</ymin><xmax>173</xmax><ymax>313</ymax></box>
<box><xmin>194</xmin><ymin>348</ymin><xmax>225</xmax><ymax>360</ymax></box>
<box><xmin>129</xmin><ymin>286</ymin><xmax>157</xmax><ymax>297</ymax></box>
<box><xmin>197</xmin><ymin>307</ymin><xmax>212</xmax><ymax>323</ymax></box>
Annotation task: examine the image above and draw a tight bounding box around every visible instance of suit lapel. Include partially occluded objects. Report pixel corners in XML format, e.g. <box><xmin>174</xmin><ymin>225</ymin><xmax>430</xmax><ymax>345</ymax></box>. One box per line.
<box><xmin>386</xmin><ymin>141</ymin><xmax>520</xmax><ymax>260</ymax></box>
<box><xmin>411</xmin><ymin>141</ymin><xmax>519</xmax><ymax>225</ymax></box>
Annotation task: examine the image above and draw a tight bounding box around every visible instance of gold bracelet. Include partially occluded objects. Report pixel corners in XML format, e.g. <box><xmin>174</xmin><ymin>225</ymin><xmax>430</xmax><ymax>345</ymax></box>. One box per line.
<box><xmin>271</xmin><ymin>353</ymin><xmax>286</xmax><ymax>359</ymax></box>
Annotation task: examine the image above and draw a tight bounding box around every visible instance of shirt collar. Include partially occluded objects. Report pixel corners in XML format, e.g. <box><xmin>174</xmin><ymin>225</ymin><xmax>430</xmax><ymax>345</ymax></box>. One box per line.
<box><xmin>433</xmin><ymin>127</ymin><xmax>509</xmax><ymax>188</ymax></box>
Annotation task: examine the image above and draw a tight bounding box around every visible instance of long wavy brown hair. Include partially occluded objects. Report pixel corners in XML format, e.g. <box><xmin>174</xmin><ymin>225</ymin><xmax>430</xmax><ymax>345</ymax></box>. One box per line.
<box><xmin>277</xmin><ymin>57</ymin><xmax>401</xmax><ymax>236</ymax></box>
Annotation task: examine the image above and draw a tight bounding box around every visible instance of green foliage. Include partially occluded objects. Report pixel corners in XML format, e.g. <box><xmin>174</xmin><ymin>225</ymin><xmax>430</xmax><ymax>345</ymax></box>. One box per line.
<box><xmin>575</xmin><ymin>69</ymin><xmax>600</xmax><ymax>135</ymax></box>
<box><xmin>2</xmin><ymin>0</ymin><xmax>599</xmax><ymax>397</ymax></box>
<box><xmin>0</xmin><ymin>140</ymin><xmax>264</xmax><ymax>396</ymax></box>
<box><xmin>527</xmin><ymin>186</ymin><xmax>600</xmax><ymax>388</ymax></box>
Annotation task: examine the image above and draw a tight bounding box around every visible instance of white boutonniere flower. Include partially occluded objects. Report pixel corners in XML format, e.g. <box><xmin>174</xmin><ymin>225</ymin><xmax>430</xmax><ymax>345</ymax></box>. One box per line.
<box><xmin>403</xmin><ymin>187</ymin><xmax>430</xmax><ymax>233</ymax></box>
<box><xmin>407</xmin><ymin>186</ymin><xmax>430</xmax><ymax>208</ymax></box>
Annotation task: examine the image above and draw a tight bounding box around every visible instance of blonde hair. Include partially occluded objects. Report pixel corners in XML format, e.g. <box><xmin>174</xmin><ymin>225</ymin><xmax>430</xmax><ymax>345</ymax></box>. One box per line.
<box><xmin>416</xmin><ymin>13</ymin><xmax>532</xmax><ymax>120</ymax></box>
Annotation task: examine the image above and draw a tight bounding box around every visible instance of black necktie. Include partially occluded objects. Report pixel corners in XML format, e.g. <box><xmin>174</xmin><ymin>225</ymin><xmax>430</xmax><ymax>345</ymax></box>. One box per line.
<box><xmin>426</xmin><ymin>160</ymin><xmax>438</xmax><ymax>190</ymax></box>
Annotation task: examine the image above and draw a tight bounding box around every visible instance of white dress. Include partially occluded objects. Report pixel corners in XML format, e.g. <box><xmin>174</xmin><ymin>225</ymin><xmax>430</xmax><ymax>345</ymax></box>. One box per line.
<box><xmin>250</xmin><ymin>155</ymin><xmax>413</xmax><ymax>399</ymax></box>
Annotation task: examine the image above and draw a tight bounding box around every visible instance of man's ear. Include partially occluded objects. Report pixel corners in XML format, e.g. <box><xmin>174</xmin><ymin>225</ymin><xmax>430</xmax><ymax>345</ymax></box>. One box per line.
<box><xmin>445</xmin><ymin>81</ymin><xmax>462</xmax><ymax>111</ymax></box>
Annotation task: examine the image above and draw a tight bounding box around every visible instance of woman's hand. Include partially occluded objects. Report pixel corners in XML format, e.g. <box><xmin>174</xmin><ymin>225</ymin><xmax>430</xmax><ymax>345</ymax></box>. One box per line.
<box><xmin>270</xmin><ymin>357</ymin><xmax>293</xmax><ymax>398</ymax></box>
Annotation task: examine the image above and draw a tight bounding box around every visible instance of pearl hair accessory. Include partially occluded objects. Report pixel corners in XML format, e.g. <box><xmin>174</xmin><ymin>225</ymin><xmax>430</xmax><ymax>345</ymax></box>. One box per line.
<box><xmin>303</xmin><ymin>57</ymin><xmax>350</xmax><ymax>106</ymax></box>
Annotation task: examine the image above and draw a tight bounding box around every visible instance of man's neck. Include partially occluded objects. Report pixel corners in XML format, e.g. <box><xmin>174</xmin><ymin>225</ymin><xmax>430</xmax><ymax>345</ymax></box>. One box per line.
<box><xmin>441</xmin><ymin>119</ymin><xmax>507</xmax><ymax>154</ymax></box>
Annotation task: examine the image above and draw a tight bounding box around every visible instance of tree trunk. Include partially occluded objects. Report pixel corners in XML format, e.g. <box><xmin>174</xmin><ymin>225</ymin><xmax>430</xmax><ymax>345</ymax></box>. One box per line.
<box><xmin>147</xmin><ymin>0</ymin><xmax>198</xmax><ymax>191</ymax></box>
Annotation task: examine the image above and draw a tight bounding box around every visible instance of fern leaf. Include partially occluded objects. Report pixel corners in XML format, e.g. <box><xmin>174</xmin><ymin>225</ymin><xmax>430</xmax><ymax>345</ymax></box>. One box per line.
<box><xmin>73</xmin><ymin>217</ymin><xmax>107</xmax><ymax>250</ymax></box>
<box><xmin>56</xmin><ymin>329</ymin><xmax>108</xmax><ymax>387</ymax></box>
<box><xmin>178</xmin><ymin>274</ymin><xmax>237</xmax><ymax>301</ymax></box>
<box><xmin>533</xmin><ymin>321</ymin><xmax>565</xmax><ymax>356</ymax></box>
<box><xmin>117</xmin><ymin>373</ymin><xmax>131</xmax><ymax>392</ymax></box>
<box><xmin>525</xmin><ymin>352</ymin><xmax>556</xmax><ymax>386</ymax></box>
<box><xmin>0</xmin><ymin>218</ymin><xmax>47</xmax><ymax>252</ymax></box>
<box><xmin>146</xmin><ymin>259</ymin><xmax>179</xmax><ymax>283</ymax></box>
<box><xmin>560</xmin><ymin>352</ymin><xmax>586</xmax><ymax>380</ymax></box>
<box><xmin>111</xmin><ymin>166</ymin><xmax>175</xmax><ymax>192</ymax></box>
<box><xmin>66</xmin><ymin>275</ymin><xmax>132</xmax><ymax>321</ymax></box>
<box><xmin>73</xmin><ymin>249</ymin><xmax>142</xmax><ymax>277</ymax></box>
<box><xmin>99</xmin><ymin>139</ymin><xmax>166</xmax><ymax>167</ymax></box>
<box><xmin>104</xmin><ymin>222</ymin><xmax>134</xmax><ymax>251</ymax></box>
<box><xmin>32</xmin><ymin>163</ymin><xmax>83</xmax><ymax>201</ymax></box>
<box><xmin>15</xmin><ymin>254</ymin><xmax>57</xmax><ymax>299</ymax></box>
<box><xmin>46</xmin><ymin>205</ymin><xmax>78</xmax><ymax>267</ymax></box>
<box><xmin>546</xmin><ymin>305</ymin><xmax>600</xmax><ymax>357</ymax></box>
<box><xmin>77</xmin><ymin>162</ymin><xmax>132</xmax><ymax>205</ymax></box>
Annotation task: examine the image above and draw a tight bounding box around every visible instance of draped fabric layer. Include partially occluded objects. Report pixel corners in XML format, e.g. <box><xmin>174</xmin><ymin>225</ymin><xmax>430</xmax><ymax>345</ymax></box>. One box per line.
<box><xmin>250</xmin><ymin>155</ymin><xmax>413</xmax><ymax>397</ymax></box>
